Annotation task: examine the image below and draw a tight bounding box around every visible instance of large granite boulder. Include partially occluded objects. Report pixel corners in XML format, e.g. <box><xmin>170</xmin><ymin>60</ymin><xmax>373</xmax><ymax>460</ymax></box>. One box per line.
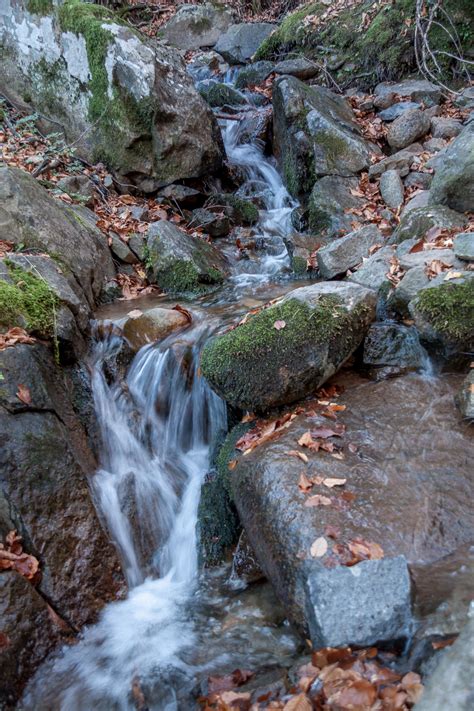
<box><xmin>227</xmin><ymin>373</ymin><xmax>473</xmax><ymax>644</ymax></box>
<box><xmin>273</xmin><ymin>77</ymin><xmax>376</xmax><ymax>200</ymax></box>
<box><xmin>0</xmin><ymin>0</ymin><xmax>223</xmax><ymax>191</ymax></box>
<box><xmin>161</xmin><ymin>3</ymin><xmax>235</xmax><ymax>50</ymax></box>
<box><xmin>215</xmin><ymin>22</ymin><xmax>275</xmax><ymax>64</ymax></box>
<box><xmin>201</xmin><ymin>282</ymin><xmax>376</xmax><ymax>412</ymax></box>
<box><xmin>0</xmin><ymin>344</ymin><xmax>125</xmax><ymax>700</ymax></box>
<box><xmin>146</xmin><ymin>221</ymin><xmax>227</xmax><ymax>295</ymax></box>
<box><xmin>429</xmin><ymin>123</ymin><xmax>474</xmax><ymax>213</ymax></box>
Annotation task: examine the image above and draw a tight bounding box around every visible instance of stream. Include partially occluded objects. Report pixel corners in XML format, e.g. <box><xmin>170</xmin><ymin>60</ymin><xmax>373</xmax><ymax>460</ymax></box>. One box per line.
<box><xmin>21</xmin><ymin>66</ymin><xmax>472</xmax><ymax>711</ymax></box>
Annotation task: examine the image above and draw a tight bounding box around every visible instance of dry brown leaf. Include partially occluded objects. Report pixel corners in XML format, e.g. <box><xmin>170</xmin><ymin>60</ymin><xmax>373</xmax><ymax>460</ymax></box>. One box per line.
<box><xmin>16</xmin><ymin>384</ymin><xmax>32</xmax><ymax>405</ymax></box>
<box><xmin>172</xmin><ymin>304</ymin><xmax>193</xmax><ymax>324</ymax></box>
<box><xmin>298</xmin><ymin>431</ymin><xmax>314</xmax><ymax>447</ymax></box>
<box><xmin>310</xmin><ymin>537</ymin><xmax>328</xmax><ymax>558</ymax></box>
<box><xmin>323</xmin><ymin>477</ymin><xmax>347</xmax><ymax>488</ymax></box>
<box><xmin>283</xmin><ymin>693</ymin><xmax>312</xmax><ymax>711</ymax></box>
<box><xmin>347</xmin><ymin>538</ymin><xmax>384</xmax><ymax>563</ymax></box>
<box><xmin>286</xmin><ymin>450</ymin><xmax>309</xmax><ymax>463</ymax></box>
<box><xmin>298</xmin><ymin>473</ymin><xmax>313</xmax><ymax>493</ymax></box>
<box><xmin>305</xmin><ymin>494</ymin><xmax>332</xmax><ymax>507</ymax></box>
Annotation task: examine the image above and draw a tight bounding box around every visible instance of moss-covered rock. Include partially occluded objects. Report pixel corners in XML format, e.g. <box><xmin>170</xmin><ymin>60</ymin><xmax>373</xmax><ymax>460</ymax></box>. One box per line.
<box><xmin>429</xmin><ymin>123</ymin><xmax>474</xmax><ymax>213</ymax></box>
<box><xmin>146</xmin><ymin>220</ymin><xmax>227</xmax><ymax>296</ymax></box>
<box><xmin>390</xmin><ymin>205</ymin><xmax>468</xmax><ymax>244</ymax></box>
<box><xmin>409</xmin><ymin>277</ymin><xmax>474</xmax><ymax>353</ymax></box>
<box><xmin>255</xmin><ymin>0</ymin><xmax>474</xmax><ymax>89</ymax></box>
<box><xmin>0</xmin><ymin>262</ymin><xmax>59</xmax><ymax>337</ymax></box>
<box><xmin>201</xmin><ymin>281</ymin><xmax>376</xmax><ymax>412</ymax></box>
<box><xmin>198</xmin><ymin>80</ymin><xmax>248</xmax><ymax>108</ymax></box>
<box><xmin>209</xmin><ymin>193</ymin><xmax>259</xmax><ymax>225</ymax></box>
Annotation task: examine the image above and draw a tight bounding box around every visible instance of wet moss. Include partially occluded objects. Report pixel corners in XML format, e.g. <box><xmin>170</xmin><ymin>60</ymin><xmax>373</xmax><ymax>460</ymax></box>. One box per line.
<box><xmin>26</xmin><ymin>0</ymin><xmax>53</xmax><ymax>16</ymax></box>
<box><xmin>0</xmin><ymin>263</ymin><xmax>60</xmax><ymax>338</ymax></box>
<box><xmin>291</xmin><ymin>255</ymin><xmax>308</xmax><ymax>275</ymax></box>
<box><xmin>154</xmin><ymin>260</ymin><xmax>223</xmax><ymax>295</ymax></box>
<box><xmin>415</xmin><ymin>280</ymin><xmax>474</xmax><ymax>344</ymax></box>
<box><xmin>217</xmin><ymin>194</ymin><xmax>259</xmax><ymax>225</ymax></box>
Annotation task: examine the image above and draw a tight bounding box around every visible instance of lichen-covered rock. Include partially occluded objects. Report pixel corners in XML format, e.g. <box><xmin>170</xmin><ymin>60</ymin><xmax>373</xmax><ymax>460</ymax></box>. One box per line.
<box><xmin>273</xmin><ymin>77</ymin><xmax>376</xmax><ymax>200</ymax></box>
<box><xmin>316</xmin><ymin>225</ymin><xmax>382</xmax><ymax>279</ymax></box>
<box><xmin>390</xmin><ymin>205</ymin><xmax>467</xmax><ymax>244</ymax></box>
<box><xmin>379</xmin><ymin>169</ymin><xmax>404</xmax><ymax>209</ymax></box>
<box><xmin>348</xmin><ymin>246</ymin><xmax>394</xmax><ymax>292</ymax></box>
<box><xmin>387</xmin><ymin>109</ymin><xmax>430</xmax><ymax>150</ymax></box>
<box><xmin>409</xmin><ymin>275</ymin><xmax>474</xmax><ymax>353</ymax></box>
<box><xmin>201</xmin><ymin>281</ymin><xmax>376</xmax><ymax>412</ymax></box>
<box><xmin>122</xmin><ymin>307</ymin><xmax>190</xmax><ymax>350</ymax></box>
<box><xmin>0</xmin><ymin>0</ymin><xmax>223</xmax><ymax>191</ymax></box>
<box><xmin>308</xmin><ymin>175</ymin><xmax>364</xmax><ymax>237</ymax></box>
<box><xmin>215</xmin><ymin>22</ymin><xmax>275</xmax><ymax>64</ymax></box>
<box><xmin>454</xmin><ymin>232</ymin><xmax>474</xmax><ymax>262</ymax></box>
<box><xmin>146</xmin><ymin>220</ymin><xmax>227</xmax><ymax>295</ymax></box>
<box><xmin>429</xmin><ymin>123</ymin><xmax>474</xmax><ymax>213</ymax></box>
<box><xmin>160</xmin><ymin>3</ymin><xmax>235</xmax><ymax>51</ymax></box>
<box><xmin>235</xmin><ymin>60</ymin><xmax>274</xmax><ymax>89</ymax></box>
<box><xmin>0</xmin><ymin>166</ymin><xmax>114</xmax><ymax>312</ymax></box>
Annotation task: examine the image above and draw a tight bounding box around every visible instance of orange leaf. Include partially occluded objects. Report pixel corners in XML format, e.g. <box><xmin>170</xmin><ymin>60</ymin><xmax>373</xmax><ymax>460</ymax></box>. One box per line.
<box><xmin>16</xmin><ymin>384</ymin><xmax>32</xmax><ymax>405</ymax></box>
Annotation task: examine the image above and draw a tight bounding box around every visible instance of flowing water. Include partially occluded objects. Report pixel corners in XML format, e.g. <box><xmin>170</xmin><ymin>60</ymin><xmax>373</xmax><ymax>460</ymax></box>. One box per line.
<box><xmin>23</xmin><ymin>78</ymin><xmax>303</xmax><ymax>711</ymax></box>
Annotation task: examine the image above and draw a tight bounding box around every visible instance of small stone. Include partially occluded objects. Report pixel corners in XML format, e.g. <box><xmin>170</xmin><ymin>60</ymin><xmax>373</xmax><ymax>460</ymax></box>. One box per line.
<box><xmin>379</xmin><ymin>169</ymin><xmax>404</xmax><ymax>209</ymax></box>
<box><xmin>375</xmin><ymin>79</ymin><xmax>441</xmax><ymax>107</ymax></box>
<box><xmin>373</xmin><ymin>92</ymin><xmax>395</xmax><ymax>110</ymax></box>
<box><xmin>398</xmin><ymin>248</ymin><xmax>458</xmax><ymax>271</ymax></box>
<box><xmin>189</xmin><ymin>207</ymin><xmax>231</xmax><ymax>238</ymax></box>
<box><xmin>128</xmin><ymin>233</ymin><xmax>147</xmax><ymax>262</ymax></box>
<box><xmin>122</xmin><ymin>307</ymin><xmax>189</xmax><ymax>350</ymax></box>
<box><xmin>57</xmin><ymin>174</ymin><xmax>96</xmax><ymax>204</ymax></box>
<box><xmin>305</xmin><ymin>556</ymin><xmax>412</xmax><ymax>648</ymax></box>
<box><xmin>453</xmin><ymin>232</ymin><xmax>474</xmax><ymax>262</ymax></box>
<box><xmin>157</xmin><ymin>184</ymin><xmax>202</xmax><ymax>208</ymax></box>
<box><xmin>403</xmin><ymin>171</ymin><xmax>433</xmax><ymax>190</ymax></box>
<box><xmin>363</xmin><ymin>322</ymin><xmax>427</xmax><ymax>370</ymax></box>
<box><xmin>368</xmin><ymin>144</ymin><xmax>424</xmax><ymax>178</ymax></box>
<box><xmin>378</xmin><ymin>101</ymin><xmax>420</xmax><ymax>122</ymax></box>
<box><xmin>215</xmin><ymin>22</ymin><xmax>275</xmax><ymax>64</ymax></box>
<box><xmin>387</xmin><ymin>109</ymin><xmax>431</xmax><ymax>150</ymax></box>
<box><xmin>455</xmin><ymin>371</ymin><xmax>474</xmax><ymax>420</ymax></box>
<box><xmin>235</xmin><ymin>61</ymin><xmax>274</xmax><ymax>89</ymax></box>
<box><xmin>274</xmin><ymin>57</ymin><xmax>319</xmax><ymax>79</ymax></box>
<box><xmin>423</xmin><ymin>105</ymin><xmax>442</xmax><ymax>120</ymax></box>
<box><xmin>198</xmin><ymin>80</ymin><xmax>248</xmax><ymax>107</ymax></box>
<box><xmin>401</xmin><ymin>190</ymin><xmax>430</xmax><ymax>217</ymax></box>
<box><xmin>348</xmin><ymin>246</ymin><xmax>394</xmax><ymax>292</ymax></box>
<box><xmin>109</xmin><ymin>233</ymin><xmax>139</xmax><ymax>264</ymax></box>
<box><xmin>129</xmin><ymin>205</ymin><xmax>149</xmax><ymax>221</ymax></box>
<box><xmin>454</xmin><ymin>86</ymin><xmax>474</xmax><ymax>109</ymax></box>
<box><xmin>388</xmin><ymin>266</ymin><xmax>431</xmax><ymax>316</ymax></box>
<box><xmin>317</xmin><ymin>225</ymin><xmax>382</xmax><ymax>279</ymax></box>
<box><xmin>424</xmin><ymin>137</ymin><xmax>448</xmax><ymax>153</ymax></box>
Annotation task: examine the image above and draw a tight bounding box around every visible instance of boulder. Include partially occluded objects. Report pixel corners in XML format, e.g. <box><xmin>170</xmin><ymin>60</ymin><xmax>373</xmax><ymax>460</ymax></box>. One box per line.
<box><xmin>387</xmin><ymin>109</ymin><xmax>430</xmax><ymax>150</ymax></box>
<box><xmin>109</xmin><ymin>233</ymin><xmax>139</xmax><ymax>264</ymax></box>
<box><xmin>146</xmin><ymin>220</ymin><xmax>227</xmax><ymax>295</ymax></box>
<box><xmin>409</xmin><ymin>275</ymin><xmax>474</xmax><ymax>353</ymax></box>
<box><xmin>430</xmin><ymin>117</ymin><xmax>462</xmax><ymax>139</ymax></box>
<box><xmin>235</xmin><ymin>61</ymin><xmax>274</xmax><ymax>89</ymax></box>
<box><xmin>307</xmin><ymin>175</ymin><xmax>364</xmax><ymax>237</ymax></box>
<box><xmin>429</xmin><ymin>124</ymin><xmax>474</xmax><ymax>213</ymax></box>
<box><xmin>375</xmin><ymin>79</ymin><xmax>441</xmax><ymax>107</ymax></box>
<box><xmin>398</xmin><ymin>248</ymin><xmax>459</xmax><ymax>271</ymax></box>
<box><xmin>456</xmin><ymin>371</ymin><xmax>474</xmax><ymax>420</ymax></box>
<box><xmin>227</xmin><ymin>373</ymin><xmax>473</xmax><ymax>641</ymax></box>
<box><xmin>454</xmin><ymin>232</ymin><xmax>474</xmax><ymax>261</ymax></box>
<box><xmin>201</xmin><ymin>281</ymin><xmax>376</xmax><ymax>412</ymax></box>
<box><xmin>404</xmin><ymin>171</ymin><xmax>433</xmax><ymax>190</ymax></box>
<box><xmin>378</xmin><ymin>101</ymin><xmax>421</xmax><ymax>121</ymax></box>
<box><xmin>189</xmin><ymin>208</ymin><xmax>231</xmax><ymax>237</ymax></box>
<box><xmin>215</xmin><ymin>23</ymin><xmax>275</xmax><ymax>64</ymax></box>
<box><xmin>368</xmin><ymin>143</ymin><xmax>424</xmax><ymax>178</ymax></box>
<box><xmin>379</xmin><ymin>169</ymin><xmax>405</xmax><ymax>209</ymax></box>
<box><xmin>387</xmin><ymin>266</ymin><xmax>431</xmax><ymax>316</ymax></box>
<box><xmin>390</xmin><ymin>205</ymin><xmax>467</xmax><ymax>244</ymax></box>
<box><xmin>455</xmin><ymin>86</ymin><xmax>474</xmax><ymax>109</ymax></box>
<box><xmin>0</xmin><ymin>166</ymin><xmax>114</xmax><ymax>309</ymax></box>
<box><xmin>273</xmin><ymin>77</ymin><xmax>375</xmax><ymax>199</ymax></box>
<box><xmin>274</xmin><ymin>57</ymin><xmax>319</xmax><ymax>79</ymax></box>
<box><xmin>122</xmin><ymin>307</ymin><xmax>190</xmax><ymax>350</ymax></box>
<box><xmin>0</xmin><ymin>572</ymin><xmax>62</xmax><ymax>706</ymax></box>
<box><xmin>160</xmin><ymin>3</ymin><xmax>235</xmax><ymax>50</ymax></box>
<box><xmin>0</xmin><ymin>344</ymin><xmax>124</xmax><ymax>630</ymax></box>
<box><xmin>347</xmin><ymin>246</ymin><xmax>394</xmax><ymax>292</ymax></box>
<box><xmin>415</xmin><ymin>616</ymin><xmax>474</xmax><ymax>711</ymax></box>
<box><xmin>198</xmin><ymin>80</ymin><xmax>248</xmax><ymax>108</ymax></box>
<box><xmin>1</xmin><ymin>0</ymin><xmax>223</xmax><ymax>191</ymax></box>
<box><xmin>363</xmin><ymin>322</ymin><xmax>427</xmax><ymax>372</ymax></box>
<box><xmin>317</xmin><ymin>225</ymin><xmax>382</xmax><ymax>279</ymax></box>
<box><xmin>401</xmin><ymin>190</ymin><xmax>430</xmax><ymax>217</ymax></box>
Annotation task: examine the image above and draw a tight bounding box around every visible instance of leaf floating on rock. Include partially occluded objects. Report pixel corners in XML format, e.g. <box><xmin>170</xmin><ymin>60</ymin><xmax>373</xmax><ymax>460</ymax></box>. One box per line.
<box><xmin>311</xmin><ymin>426</ymin><xmax>344</xmax><ymax>439</ymax></box>
<box><xmin>16</xmin><ymin>384</ymin><xmax>32</xmax><ymax>405</ymax></box>
<box><xmin>310</xmin><ymin>537</ymin><xmax>328</xmax><ymax>558</ymax></box>
<box><xmin>305</xmin><ymin>494</ymin><xmax>332</xmax><ymax>507</ymax></box>
<box><xmin>273</xmin><ymin>319</ymin><xmax>286</xmax><ymax>330</ymax></box>
<box><xmin>323</xmin><ymin>477</ymin><xmax>347</xmax><ymax>488</ymax></box>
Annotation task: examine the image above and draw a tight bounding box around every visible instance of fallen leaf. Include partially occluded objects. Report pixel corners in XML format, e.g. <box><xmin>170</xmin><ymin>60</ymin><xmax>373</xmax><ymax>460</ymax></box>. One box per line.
<box><xmin>298</xmin><ymin>431</ymin><xmax>314</xmax><ymax>447</ymax></box>
<box><xmin>347</xmin><ymin>537</ymin><xmax>384</xmax><ymax>563</ymax></box>
<box><xmin>444</xmin><ymin>270</ymin><xmax>463</xmax><ymax>280</ymax></box>
<box><xmin>325</xmin><ymin>524</ymin><xmax>341</xmax><ymax>539</ymax></box>
<box><xmin>298</xmin><ymin>473</ymin><xmax>313</xmax><ymax>492</ymax></box>
<box><xmin>310</xmin><ymin>537</ymin><xmax>328</xmax><ymax>558</ymax></box>
<box><xmin>305</xmin><ymin>495</ymin><xmax>332</xmax><ymax>507</ymax></box>
<box><xmin>286</xmin><ymin>450</ymin><xmax>309</xmax><ymax>463</ymax></box>
<box><xmin>323</xmin><ymin>477</ymin><xmax>347</xmax><ymax>488</ymax></box>
<box><xmin>228</xmin><ymin>459</ymin><xmax>237</xmax><ymax>471</ymax></box>
<box><xmin>16</xmin><ymin>384</ymin><xmax>32</xmax><ymax>405</ymax></box>
<box><xmin>283</xmin><ymin>693</ymin><xmax>312</xmax><ymax>710</ymax></box>
<box><xmin>334</xmin><ymin>678</ymin><xmax>377</xmax><ymax>708</ymax></box>
<box><xmin>172</xmin><ymin>304</ymin><xmax>193</xmax><ymax>323</ymax></box>
<box><xmin>311</xmin><ymin>427</ymin><xmax>343</xmax><ymax>439</ymax></box>
<box><xmin>273</xmin><ymin>319</ymin><xmax>286</xmax><ymax>330</ymax></box>
<box><xmin>348</xmin><ymin>443</ymin><xmax>358</xmax><ymax>453</ymax></box>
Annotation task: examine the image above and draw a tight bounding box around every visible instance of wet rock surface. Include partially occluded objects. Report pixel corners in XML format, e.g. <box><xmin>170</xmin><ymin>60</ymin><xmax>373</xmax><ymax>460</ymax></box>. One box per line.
<box><xmin>122</xmin><ymin>307</ymin><xmax>190</xmax><ymax>350</ymax></box>
<box><xmin>429</xmin><ymin>123</ymin><xmax>474</xmax><ymax>212</ymax></box>
<box><xmin>215</xmin><ymin>22</ymin><xmax>275</xmax><ymax>64</ymax></box>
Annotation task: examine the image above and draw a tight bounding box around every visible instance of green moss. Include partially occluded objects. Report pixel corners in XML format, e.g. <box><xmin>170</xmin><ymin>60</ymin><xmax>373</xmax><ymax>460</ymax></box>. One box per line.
<box><xmin>415</xmin><ymin>280</ymin><xmax>474</xmax><ymax>344</ymax></box>
<box><xmin>0</xmin><ymin>263</ymin><xmax>60</xmax><ymax>338</ymax></box>
<box><xmin>255</xmin><ymin>2</ymin><xmax>323</xmax><ymax>59</ymax></box>
<box><xmin>197</xmin><ymin>473</ymin><xmax>241</xmax><ymax>566</ymax></box>
<box><xmin>291</xmin><ymin>255</ymin><xmax>308</xmax><ymax>275</ymax></box>
<box><xmin>155</xmin><ymin>260</ymin><xmax>223</xmax><ymax>295</ymax></box>
<box><xmin>29</xmin><ymin>57</ymin><xmax>70</xmax><ymax>120</ymax></box>
<box><xmin>26</xmin><ymin>0</ymin><xmax>53</xmax><ymax>15</ymax></box>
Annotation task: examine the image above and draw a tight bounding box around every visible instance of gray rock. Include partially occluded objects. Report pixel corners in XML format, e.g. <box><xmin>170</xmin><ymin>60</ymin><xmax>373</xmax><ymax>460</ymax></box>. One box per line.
<box><xmin>317</xmin><ymin>225</ymin><xmax>382</xmax><ymax>279</ymax></box>
<box><xmin>232</xmin><ymin>530</ymin><xmax>265</xmax><ymax>585</ymax></box>
<box><xmin>307</xmin><ymin>175</ymin><xmax>363</xmax><ymax>237</ymax></box>
<box><xmin>161</xmin><ymin>3</ymin><xmax>235</xmax><ymax>50</ymax></box>
<box><xmin>187</xmin><ymin>50</ymin><xmax>229</xmax><ymax>79</ymax></box>
<box><xmin>424</xmin><ymin>137</ymin><xmax>447</xmax><ymax>153</ymax></box>
<box><xmin>348</xmin><ymin>246</ymin><xmax>394</xmax><ymax>292</ymax></box>
<box><xmin>388</xmin><ymin>266</ymin><xmax>431</xmax><ymax>316</ymax></box>
<box><xmin>374</xmin><ymin>92</ymin><xmax>395</xmax><ymax>110</ymax></box>
<box><xmin>431</xmin><ymin>117</ymin><xmax>462</xmax><ymax>139</ymax></box>
<box><xmin>57</xmin><ymin>174</ymin><xmax>96</xmax><ymax>204</ymax></box>
<box><xmin>273</xmin><ymin>77</ymin><xmax>376</xmax><ymax>198</ymax></box>
<box><xmin>128</xmin><ymin>233</ymin><xmax>147</xmax><ymax>261</ymax></box>
<box><xmin>424</xmin><ymin>105</ymin><xmax>442</xmax><ymax>120</ymax></box>
<box><xmin>109</xmin><ymin>233</ymin><xmax>139</xmax><ymax>264</ymax></box>
<box><xmin>401</xmin><ymin>190</ymin><xmax>430</xmax><ymax>217</ymax></box>
<box><xmin>387</xmin><ymin>109</ymin><xmax>431</xmax><ymax>150</ymax></box>
<box><xmin>215</xmin><ymin>22</ymin><xmax>275</xmax><ymax>64</ymax></box>
<box><xmin>201</xmin><ymin>281</ymin><xmax>376</xmax><ymax>411</ymax></box>
<box><xmin>456</xmin><ymin>371</ymin><xmax>474</xmax><ymax>420</ymax></box>
<box><xmin>454</xmin><ymin>232</ymin><xmax>474</xmax><ymax>261</ymax></box>
<box><xmin>189</xmin><ymin>207</ymin><xmax>231</xmax><ymax>237</ymax></box>
<box><xmin>455</xmin><ymin>86</ymin><xmax>474</xmax><ymax>109</ymax></box>
<box><xmin>363</xmin><ymin>322</ymin><xmax>427</xmax><ymax>370</ymax></box>
<box><xmin>305</xmin><ymin>556</ymin><xmax>412</xmax><ymax>648</ymax></box>
<box><xmin>378</xmin><ymin>101</ymin><xmax>421</xmax><ymax>121</ymax></box>
<box><xmin>157</xmin><ymin>184</ymin><xmax>203</xmax><ymax>208</ymax></box>
<box><xmin>0</xmin><ymin>166</ymin><xmax>114</xmax><ymax>309</ymax></box>
<box><xmin>375</xmin><ymin>79</ymin><xmax>441</xmax><ymax>107</ymax></box>
<box><xmin>122</xmin><ymin>306</ymin><xmax>189</xmax><ymax>350</ymax></box>
<box><xmin>404</xmin><ymin>171</ymin><xmax>433</xmax><ymax>190</ymax></box>
<box><xmin>1</xmin><ymin>1</ymin><xmax>223</xmax><ymax>191</ymax></box>
<box><xmin>398</xmin><ymin>248</ymin><xmax>458</xmax><ymax>271</ymax></box>
<box><xmin>425</xmin><ymin>147</ymin><xmax>448</xmax><ymax>170</ymax></box>
<box><xmin>235</xmin><ymin>60</ymin><xmax>274</xmax><ymax>89</ymax></box>
<box><xmin>390</xmin><ymin>205</ymin><xmax>467</xmax><ymax>244</ymax></box>
<box><xmin>369</xmin><ymin>144</ymin><xmax>424</xmax><ymax>178</ymax></box>
<box><xmin>415</xmin><ymin>616</ymin><xmax>474</xmax><ymax>711</ymax></box>
<box><xmin>380</xmin><ymin>169</ymin><xmax>405</xmax><ymax>208</ymax></box>
<box><xmin>429</xmin><ymin>123</ymin><xmax>474</xmax><ymax>213</ymax></box>
<box><xmin>198</xmin><ymin>80</ymin><xmax>248</xmax><ymax>107</ymax></box>
<box><xmin>274</xmin><ymin>57</ymin><xmax>319</xmax><ymax>79</ymax></box>
<box><xmin>146</xmin><ymin>220</ymin><xmax>227</xmax><ymax>295</ymax></box>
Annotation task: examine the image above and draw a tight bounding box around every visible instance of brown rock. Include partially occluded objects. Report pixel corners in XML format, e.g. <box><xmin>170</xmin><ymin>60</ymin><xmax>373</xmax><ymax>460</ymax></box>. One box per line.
<box><xmin>122</xmin><ymin>307</ymin><xmax>190</xmax><ymax>350</ymax></box>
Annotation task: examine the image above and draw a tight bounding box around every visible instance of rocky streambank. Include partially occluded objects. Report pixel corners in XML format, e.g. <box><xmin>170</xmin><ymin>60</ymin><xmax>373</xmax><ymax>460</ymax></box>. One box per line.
<box><xmin>0</xmin><ymin>0</ymin><xmax>473</xmax><ymax>708</ymax></box>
